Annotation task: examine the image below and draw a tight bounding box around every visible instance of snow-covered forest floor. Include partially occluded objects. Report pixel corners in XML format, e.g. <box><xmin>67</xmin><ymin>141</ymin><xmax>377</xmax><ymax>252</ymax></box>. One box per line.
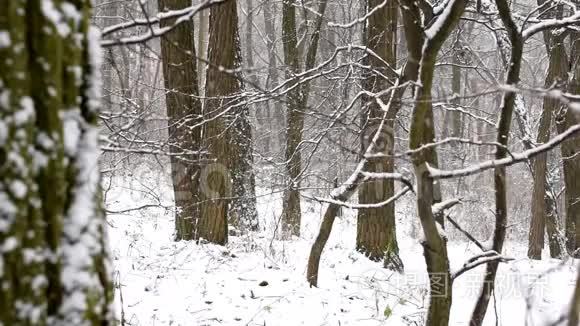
<box><xmin>105</xmin><ymin>167</ymin><xmax>578</xmax><ymax>326</ymax></box>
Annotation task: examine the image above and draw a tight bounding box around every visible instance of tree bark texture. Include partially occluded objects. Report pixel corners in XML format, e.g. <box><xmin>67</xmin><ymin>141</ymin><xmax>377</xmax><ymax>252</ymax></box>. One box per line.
<box><xmin>158</xmin><ymin>0</ymin><xmax>203</xmax><ymax>241</ymax></box>
<box><xmin>0</xmin><ymin>0</ymin><xmax>115</xmax><ymax>323</ymax></box>
<box><xmin>200</xmin><ymin>0</ymin><xmax>258</xmax><ymax>243</ymax></box>
<box><xmin>356</xmin><ymin>0</ymin><xmax>403</xmax><ymax>271</ymax></box>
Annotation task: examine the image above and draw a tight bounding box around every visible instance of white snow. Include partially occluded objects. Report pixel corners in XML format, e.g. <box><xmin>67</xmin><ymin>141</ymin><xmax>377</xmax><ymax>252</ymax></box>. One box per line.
<box><xmin>60</xmin><ymin>2</ymin><xmax>81</xmax><ymax>27</ymax></box>
<box><xmin>571</xmin><ymin>102</ymin><xmax>580</xmax><ymax>115</ymax></box>
<box><xmin>0</xmin><ymin>193</ymin><xmax>17</xmax><ymax>229</ymax></box>
<box><xmin>15</xmin><ymin>96</ymin><xmax>35</xmax><ymax>126</ymax></box>
<box><xmin>425</xmin><ymin>0</ymin><xmax>457</xmax><ymax>40</ymax></box>
<box><xmin>62</xmin><ymin>111</ymin><xmax>81</xmax><ymax>156</ymax></box>
<box><xmin>0</xmin><ymin>120</ymin><xmax>7</xmax><ymax>146</ymax></box>
<box><xmin>9</xmin><ymin>180</ymin><xmax>27</xmax><ymax>199</ymax></box>
<box><xmin>41</xmin><ymin>0</ymin><xmax>71</xmax><ymax>36</ymax></box>
<box><xmin>0</xmin><ymin>31</ymin><xmax>11</xmax><ymax>49</ymax></box>
<box><xmin>85</xmin><ymin>26</ymin><xmax>102</xmax><ymax>113</ymax></box>
<box><xmin>0</xmin><ymin>89</ymin><xmax>10</xmax><ymax>109</ymax></box>
<box><xmin>105</xmin><ymin>168</ymin><xmax>579</xmax><ymax>326</ymax></box>
<box><xmin>60</xmin><ymin>124</ymin><xmax>109</xmax><ymax>324</ymax></box>
<box><xmin>2</xmin><ymin>237</ymin><xmax>18</xmax><ymax>252</ymax></box>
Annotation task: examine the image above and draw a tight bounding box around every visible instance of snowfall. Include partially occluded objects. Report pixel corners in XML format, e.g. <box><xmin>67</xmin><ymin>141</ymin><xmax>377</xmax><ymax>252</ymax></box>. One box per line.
<box><xmin>105</xmin><ymin>166</ymin><xmax>578</xmax><ymax>326</ymax></box>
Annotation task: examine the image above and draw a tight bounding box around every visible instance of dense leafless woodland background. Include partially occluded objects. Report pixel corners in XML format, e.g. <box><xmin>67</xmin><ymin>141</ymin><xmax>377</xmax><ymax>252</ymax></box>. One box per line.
<box><xmin>2</xmin><ymin>0</ymin><xmax>580</xmax><ymax>324</ymax></box>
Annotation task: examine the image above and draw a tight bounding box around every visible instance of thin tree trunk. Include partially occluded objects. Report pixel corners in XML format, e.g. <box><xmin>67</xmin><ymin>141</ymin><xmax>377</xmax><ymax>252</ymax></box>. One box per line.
<box><xmin>280</xmin><ymin>0</ymin><xmax>302</xmax><ymax>237</ymax></box>
<box><xmin>528</xmin><ymin>36</ymin><xmax>567</xmax><ymax>259</ymax></box>
<box><xmin>450</xmin><ymin>32</ymin><xmax>462</xmax><ymax>138</ymax></box>
<box><xmin>244</xmin><ymin>0</ymin><xmax>270</xmax><ymax>159</ymax></box>
<box><xmin>281</xmin><ymin>0</ymin><xmax>328</xmax><ymax>237</ymax></box>
<box><xmin>307</xmin><ymin>11</ymin><xmax>421</xmax><ymax>286</ymax></box>
<box><xmin>263</xmin><ymin>1</ymin><xmax>284</xmax><ymax>151</ymax></box>
<box><xmin>307</xmin><ymin>52</ymin><xmax>416</xmax><ymax>285</ymax></box>
<box><xmin>0</xmin><ymin>1</ymin><xmax>114</xmax><ymax>322</ymax></box>
<box><xmin>405</xmin><ymin>0</ymin><xmax>467</xmax><ymax>323</ymax></box>
<box><xmin>470</xmin><ymin>1</ymin><xmax>523</xmax><ymax>324</ymax></box>
<box><xmin>546</xmin><ymin>181</ymin><xmax>563</xmax><ymax>258</ymax></box>
<box><xmin>158</xmin><ymin>0</ymin><xmax>203</xmax><ymax>241</ymax></box>
<box><xmin>356</xmin><ymin>0</ymin><xmax>403</xmax><ymax>271</ymax></box>
<box><xmin>528</xmin><ymin>4</ymin><xmax>567</xmax><ymax>260</ymax></box>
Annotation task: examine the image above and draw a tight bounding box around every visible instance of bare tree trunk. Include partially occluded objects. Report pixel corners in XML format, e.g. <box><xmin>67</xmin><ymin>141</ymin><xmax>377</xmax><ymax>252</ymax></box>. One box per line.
<box><xmin>546</xmin><ymin>181</ymin><xmax>563</xmax><ymax>258</ymax></box>
<box><xmin>450</xmin><ymin>32</ymin><xmax>462</xmax><ymax>138</ymax></box>
<box><xmin>244</xmin><ymin>0</ymin><xmax>270</xmax><ymax>159</ymax></box>
<box><xmin>200</xmin><ymin>0</ymin><xmax>257</xmax><ymax>243</ymax></box>
<box><xmin>356</xmin><ymin>0</ymin><xmax>403</xmax><ymax>271</ymax></box>
<box><xmin>404</xmin><ymin>1</ymin><xmax>466</xmax><ymax>324</ymax></box>
<box><xmin>528</xmin><ymin>34</ymin><xmax>567</xmax><ymax>259</ymax></box>
<box><xmin>528</xmin><ymin>3</ymin><xmax>568</xmax><ymax>260</ymax></box>
<box><xmin>263</xmin><ymin>1</ymin><xmax>284</xmax><ymax>151</ymax></box>
<box><xmin>470</xmin><ymin>1</ymin><xmax>523</xmax><ymax>324</ymax></box>
<box><xmin>280</xmin><ymin>0</ymin><xmax>303</xmax><ymax>237</ymax></box>
<box><xmin>158</xmin><ymin>0</ymin><xmax>202</xmax><ymax>241</ymax></box>
<box><xmin>307</xmin><ymin>54</ymin><xmax>416</xmax><ymax>286</ymax></box>
<box><xmin>561</xmin><ymin>30</ymin><xmax>580</xmax><ymax>255</ymax></box>
<box><xmin>281</xmin><ymin>0</ymin><xmax>328</xmax><ymax>237</ymax></box>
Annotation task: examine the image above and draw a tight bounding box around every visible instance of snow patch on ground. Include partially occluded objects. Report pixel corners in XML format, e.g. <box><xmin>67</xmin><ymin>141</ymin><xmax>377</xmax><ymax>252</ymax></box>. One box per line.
<box><xmin>106</xmin><ymin>168</ymin><xmax>578</xmax><ymax>325</ymax></box>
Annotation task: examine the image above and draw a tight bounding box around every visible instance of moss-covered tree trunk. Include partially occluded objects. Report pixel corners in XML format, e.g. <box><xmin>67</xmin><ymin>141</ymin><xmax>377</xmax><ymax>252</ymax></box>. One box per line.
<box><xmin>158</xmin><ymin>0</ymin><xmax>203</xmax><ymax>241</ymax></box>
<box><xmin>0</xmin><ymin>0</ymin><xmax>114</xmax><ymax>323</ymax></box>
<box><xmin>356</xmin><ymin>0</ymin><xmax>403</xmax><ymax>271</ymax></box>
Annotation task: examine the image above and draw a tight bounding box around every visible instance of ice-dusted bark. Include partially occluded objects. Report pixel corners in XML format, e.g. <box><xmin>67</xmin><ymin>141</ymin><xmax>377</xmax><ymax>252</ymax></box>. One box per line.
<box><xmin>528</xmin><ymin>34</ymin><xmax>567</xmax><ymax>259</ymax></box>
<box><xmin>405</xmin><ymin>0</ymin><xmax>467</xmax><ymax>323</ymax></box>
<box><xmin>0</xmin><ymin>0</ymin><xmax>114</xmax><ymax>323</ymax></box>
<box><xmin>200</xmin><ymin>0</ymin><xmax>258</xmax><ymax>243</ymax></box>
<box><xmin>356</xmin><ymin>0</ymin><xmax>403</xmax><ymax>271</ymax></box>
<box><xmin>158</xmin><ymin>0</ymin><xmax>203</xmax><ymax>241</ymax></box>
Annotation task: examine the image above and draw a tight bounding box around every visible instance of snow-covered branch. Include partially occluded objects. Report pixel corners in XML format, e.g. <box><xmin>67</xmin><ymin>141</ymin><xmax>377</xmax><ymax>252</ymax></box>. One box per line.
<box><xmin>429</xmin><ymin>124</ymin><xmax>580</xmax><ymax>179</ymax></box>
<box><xmin>101</xmin><ymin>0</ymin><xmax>227</xmax><ymax>47</ymax></box>
<box><xmin>452</xmin><ymin>251</ymin><xmax>514</xmax><ymax>280</ymax></box>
